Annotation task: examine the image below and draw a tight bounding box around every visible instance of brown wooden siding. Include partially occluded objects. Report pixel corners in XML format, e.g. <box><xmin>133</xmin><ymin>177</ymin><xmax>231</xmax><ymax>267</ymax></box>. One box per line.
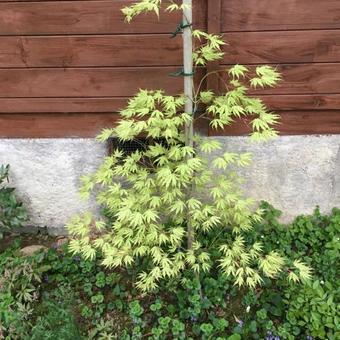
<box><xmin>0</xmin><ymin>35</ymin><xmax>183</xmax><ymax>68</ymax></box>
<box><xmin>212</xmin><ymin>0</ymin><xmax>340</xmax><ymax>136</ymax></box>
<box><xmin>0</xmin><ymin>113</ymin><xmax>120</xmax><ymax>138</ymax></box>
<box><xmin>221</xmin><ymin>0</ymin><xmax>340</xmax><ymax>31</ymax></box>
<box><xmin>0</xmin><ymin>0</ymin><xmax>206</xmax><ymax>137</ymax></box>
<box><xmin>0</xmin><ymin>1</ymin><xmax>206</xmax><ymax>35</ymax></box>
<box><xmin>0</xmin><ymin>0</ymin><xmax>339</xmax><ymax>137</ymax></box>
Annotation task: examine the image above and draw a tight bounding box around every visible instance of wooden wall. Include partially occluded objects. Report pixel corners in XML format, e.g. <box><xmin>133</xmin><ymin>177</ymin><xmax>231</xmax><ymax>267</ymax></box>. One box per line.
<box><xmin>211</xmin><ymin>0</ymin><xmax>340</xmax><ymax>136</ymax></box>
<box><xmin>0</xmin><ymin>0</ymin><xmax>206</xmax><ymax>137</ymax></box>
<box><xmin>0</xmin><ymin>0</ymin><xmax>339</xmax><ymax>137</ymax></box>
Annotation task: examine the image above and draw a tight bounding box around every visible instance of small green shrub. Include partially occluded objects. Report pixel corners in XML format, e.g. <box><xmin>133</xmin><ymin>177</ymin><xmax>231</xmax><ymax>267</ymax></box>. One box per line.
<box><xmin>0</xmin><ymin>243</ymin><xmax>46</xmax><ymax>339</ymax></box>
<box><xmin>283</xmin><ymin>280</ymin><xmax>339</xmax><ymax>339</ymax></box>
<box><xmin>67</xmin><ymin>1</ymin><xmax>309</xmax><ymax>294</ymax></box>
<box><xmin>0</xmin><ymin>164</ymin><xmax>28</xmax><ymax>237</ymax></box>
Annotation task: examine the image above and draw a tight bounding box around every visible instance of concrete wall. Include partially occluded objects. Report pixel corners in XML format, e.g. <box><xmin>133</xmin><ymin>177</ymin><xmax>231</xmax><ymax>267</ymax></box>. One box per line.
<box><xmin>211</xmin><ymin>135</ymin><xmax>340</xmax><ymax>222</ymax></box>
<box><xmin>0</xmin><ymin>135</ymin><xmax>339</xmax><ymax>234</ymax></box>
<box><xmin>0</xmin><ymin>139</ymin><xmax>107</xmax><ymax>235</ymax></box>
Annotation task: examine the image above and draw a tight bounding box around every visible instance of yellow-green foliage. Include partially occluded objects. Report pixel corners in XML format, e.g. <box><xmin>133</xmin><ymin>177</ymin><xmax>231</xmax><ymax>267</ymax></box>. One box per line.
<box><xmin>67</xmin><ymin>1</ymin><xmax>311</xmax><ymax>292</ymax></box>
<box><xmin>121</xmin><ymin>1</ymin><xmax>190</xmax><ymax>22</ymax></box>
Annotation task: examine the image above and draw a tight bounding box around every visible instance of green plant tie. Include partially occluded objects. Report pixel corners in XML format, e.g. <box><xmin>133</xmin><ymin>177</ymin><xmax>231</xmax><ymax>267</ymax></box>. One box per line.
<box><xmin>169</xmin><ymin>68</ymin><xmax>195</xmax><ymax>77</ymax></box>
<box><xmin>171</xmin><ymin>21</ymin><xmax>192</xmax><ymax>38</ymax></box>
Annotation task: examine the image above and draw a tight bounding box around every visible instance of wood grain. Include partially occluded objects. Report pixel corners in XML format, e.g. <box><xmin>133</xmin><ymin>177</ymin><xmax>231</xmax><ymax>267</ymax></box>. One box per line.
<box><xmin>0</xmin><ymin>67</ymin><xmax>205</xmax><ymax>98</ymax></box>
<box><xmin>0</xmin><ymin>95</ymin><xmax>339</xmax><ymax>113</ymax></box>
<box><xmin>0</xmin><ymin>1</ymin><xmax>206</xmax><ymax>35</ymax></box>
<box><xmin>2</xmin><ymin>63</ymin><xmax>338</xmax><ymax>99</ymax></box>
<box><xmin>0</xmin><ymin>112</ymin><xmax>216</xmax><ymax>138</ymax></box>
<box><xmin>3</xmin><ymin>30</ymin><xmax>339</xmax><ymax>68</ymax></box>
<box><xmin>222</xmin><ymin>0</ymin><xmax>340</xmax><ymax>32</ymax></box>
<box><xmin>0</xmin><ymin>97</ymin><xmax>128</xmax><ymax>113</ymax></box>
<box><xmin>261</xmin><ymin>94</ymin><xmax>340</xmax><ymax>111</ymax></box>
<box><xmin>0</xmin><ymin>113</ymin><xmax>120</xmax><ymax>138</ymax></box>
<box><xmin>0</xmin><ymin>35</ymin><xmax>182</xmax><ymax>67</ymax></box>
<box><xmin>261</xmin><ymin>94</ymin><xmax>340</xmax><ymax>114</ymax></box>
<box><xmin>223</xmin><ymin>30</ymin><xmax>340</xmax><ymax>64</ymax></box>
<box><xmin>209</xmin><ymin>111</ymin><xmax>340</xmax><ymax>136</ymax></box>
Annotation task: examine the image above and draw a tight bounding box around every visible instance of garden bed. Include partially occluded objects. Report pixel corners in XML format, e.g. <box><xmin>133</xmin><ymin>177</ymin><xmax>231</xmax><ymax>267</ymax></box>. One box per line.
<box><xmin>0</xmin><ymin>203</ymin><xmax>339</xmax><ymax>339</ymax></box>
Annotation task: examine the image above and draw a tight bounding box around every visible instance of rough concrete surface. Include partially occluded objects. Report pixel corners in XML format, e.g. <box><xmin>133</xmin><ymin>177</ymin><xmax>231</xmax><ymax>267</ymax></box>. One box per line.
<box><xmin>0</xmin><ymin>136</ymin><xmax>339</xmax><ymax>233</ymax></box>
<box><xmin>0</xmin><ymin>139</ymin><xmax>107</xmax><ymax>234</ymax></box>
<box><xmin>211</xmin><ymin>135</ymin><xmax>340</xmax><ymax>222</ymax></box>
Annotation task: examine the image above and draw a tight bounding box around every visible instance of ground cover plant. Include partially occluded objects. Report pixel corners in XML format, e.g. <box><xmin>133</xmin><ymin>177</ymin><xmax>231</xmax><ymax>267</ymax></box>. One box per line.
<box><xmin>0</xmin><ymin>165</ymin><xmax>27</xmax><ymax>239</ymax></box>
<box><xmin>0</xmin><ymin>204</ymin><xmax>339</xmax><ymax>339</ymax></box>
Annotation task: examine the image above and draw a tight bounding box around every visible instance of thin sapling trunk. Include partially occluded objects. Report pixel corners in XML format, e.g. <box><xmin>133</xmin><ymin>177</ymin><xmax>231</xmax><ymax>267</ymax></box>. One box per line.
<box><xmin>182</xmin><ymin>0</ymin><xmax>195</xmax><ymax>250</ymax></box>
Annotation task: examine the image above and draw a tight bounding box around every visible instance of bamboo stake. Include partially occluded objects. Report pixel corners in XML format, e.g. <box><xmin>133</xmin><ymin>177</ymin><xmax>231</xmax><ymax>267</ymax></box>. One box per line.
<box><xmin>182</xmin><ymin>0</ymin><xmax>194</xmax><ymax>249</ymax></box>
<box><xmin>183</xmin><ymin>0</ymin><xmax>194</xmax><ymax>149</ymax></box>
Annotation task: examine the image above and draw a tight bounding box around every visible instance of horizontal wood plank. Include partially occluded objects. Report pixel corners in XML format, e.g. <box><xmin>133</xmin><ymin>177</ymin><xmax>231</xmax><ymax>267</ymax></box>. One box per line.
<box><xmin>219</xmin><ymin>63</ymin><xmax>340</xmax><ymax>95</ymax></box>
<box><xmin>0</xmin><ymin>111</ymin><xmax>208</xmax><ymax>138</ymax></box>
<box><xmin>261</xmin><ymin>94</ymin><xmax>340</xmax><ymax>111</ymax></box>
<box><xmin>0</xmin><ymin>113</ymin><xmax>120</xmax><ymax>138</ymax></box>
<box><xmin>0</xmin><ymin>63</ymin><xmax>339</xmax><ymax>99</ymax></box>
<box><xmin>0</xmin><ymin>97</ymin><xmax>128</xmax><ymax>113</ymax></box>
<box><xmin>222</xmin><ymin>0</ymin><xmax>340</xmax><ymax>32</ymax></box>
<box><xmin>0</xmin><ymin>35</ymin><xmax>182</xmax><ymax>67</ymax></box>
<box><xmin>223</xmin><ymin>30</ymin><xmax>340</xmax><ymax>64</ymax></box>
<box><xmin>2</xmin><ymin>111</ymin><xmax>340</xmax><ymax>138</ymax></box>
<box><xmin>1</xmin><ymin>94</ymin><xmax>339</xmax><ymax>113</ymax></box>
<box><xmin>0</xmin><ymin>67</ymin><xmax>205</xmax><ymax>98</ymax></box>
<box><xmin>0</xmin><ymin>1</ymin><xmax>206</xmax><ymax>35</ymax></box>
<box><xmin>209</xmin><ymin>111</ymin><xmax>340</xmax><ymax>136</ymax></box>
